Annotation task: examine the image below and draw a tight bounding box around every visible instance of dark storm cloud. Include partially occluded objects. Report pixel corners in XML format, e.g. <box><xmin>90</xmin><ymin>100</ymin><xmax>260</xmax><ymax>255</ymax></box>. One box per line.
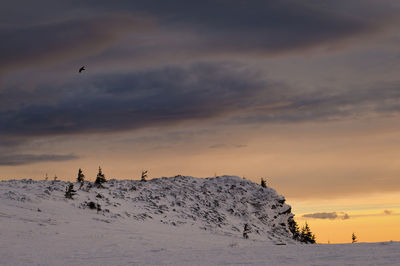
<box><xmin>0</xmin><ymin>63</ymin><xmax>270</xmax><ymax>137</ymax></box>
<box><xmin>72</xmin><ymin>0</ymin><xmax>398</xmax><ymax>57</ymax></box>
<box><xmin>2</xmin><ymin>62</ymin><xmax>400</xmax><ymax>141</ymax></box>
<box><xmin>0</xmin><ymin>153</ymin><xmax>78</xmax><ymax>166</ymax></box>
<box><xmin>0</xmin><ymin>1</ymin><xmax>399</xmax><ymax>147</ymax></box>
<box><xmin>230</xmin><ymin>81</ymin><xmax>400</xmax><ymax>124</ymax></box>
<box><xmin>303</xmin><ymin>212</ymin><xmax>350</xmax><ymax>220</ymax></box>
<box><xmin>0</xmin><ymin>14</ymin><xmax>153</xmax><ymax>72</ymax></box>
<box><xmin>1</xmin><ymin>0</ymin><xmax>398</xmax><ymax>73</ymax></box>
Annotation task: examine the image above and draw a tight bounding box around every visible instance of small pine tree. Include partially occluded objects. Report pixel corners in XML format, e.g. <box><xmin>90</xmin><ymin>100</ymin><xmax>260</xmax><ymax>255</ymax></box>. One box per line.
<box><xmin>65</xmin><ymin>183</ymin><xmax>76</xmax><ymax>199</ymax></box>
<box><xmin>300</xmin><ymin>222</ymin><xmax>316</xmax><ymax>244</ymax></box>
<box><xmin>77</xmin><ymin>168</ymin><xmax>85</xmax><ymax>184</ymax></box>
<box><xmin>261</xmin><ymin>178</ymin><xmax>267</xmax><ymax>188</ymax></box>
<box><xmin>141</xmin><ymin>170</ymin><xmax>148</xmax><ymax>182</ymax></box>
<box><xmin>94</xmin><ymin>167</ymin><xmax>107</xmax><ymax>188</ymax></box>
<box><xmin>352</xmin><ymin>232</ymin><xmax>357</xmax><ymax>243</ymax></box>
<box><xmin>243</xmin><ymin>223</ymin><xmax>251</xmax><ymax>239</ymax></box>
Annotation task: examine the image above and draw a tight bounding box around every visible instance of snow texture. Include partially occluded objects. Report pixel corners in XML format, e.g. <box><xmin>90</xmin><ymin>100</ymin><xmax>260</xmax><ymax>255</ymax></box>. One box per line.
<box><xmin>1</xmin><ymin>176</ymin><xmax>399</xmax><ymax>265</ymax></box>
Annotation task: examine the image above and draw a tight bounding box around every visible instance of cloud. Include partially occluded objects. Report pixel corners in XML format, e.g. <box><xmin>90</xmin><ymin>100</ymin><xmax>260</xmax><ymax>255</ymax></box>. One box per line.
<box><xmin>384</xmin><ymin>210</ymin><xmax>393</xmax><ymax>215</ymax></box>
<box><xmin>209</xmin><ymin>144</ymin><xmax>247</xmax><ymax>149</ymax></box>
<box><xmin>0</xmin><ymin>14</ymin><xmax>154</xmax><ymax>72</ymax></box>
<box><xmin>302</xmin><ymin>212</ymin><xmax>350</xmax><ymax>220</ymax></box>
<box><xmin>0</xmin><ymin>136</ymin><xmax>26</xmax><ymax>148</ymax></box>
<box><xmin>343</xmin><ymin>213</ymin><xmax>350</xmax><ymax>220</ymax></box>
<box><xmin>230</xmin><ymin>81</ymin><xmax>400</xmax><ymax>124</ymax></box>
<box><xmin>0</xmin><ymin>153</ymin><xmax>78</xmax><ymax>166</ymax></box>
<box><xmin>1</xmin><ymin>0</ymin><xmax>398</xmax><ymax>74</ymax></box>
<box><xmin>2</xmin><ymin>61</ymin><xmax>400</xmax><ymax>144</ymax></box>
<box><xmin>302</xmin><ymin>210</ymin><xmax>400</xmax><ymax>220</ymax></box>
<box><xmin>0</xmin><ymin>62</ymin><xmax>270</xmax><ymax>138</ymax></box>
<box><xmin>78</xmin><ymin>0</ymin><xmax>398</xmax><ymax>55</ymax></box>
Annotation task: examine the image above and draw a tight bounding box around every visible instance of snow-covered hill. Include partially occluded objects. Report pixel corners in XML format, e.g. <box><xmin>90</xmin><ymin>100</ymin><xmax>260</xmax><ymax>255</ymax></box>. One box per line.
<box><xmin>1</xmin><ymin>175</ymin><xmax>399</xmax><ymax>266</ymax></box>
<box><xmin>0</xmin><ymin>175</ymin><xmax>296</xmax><ymax>243</ymax></box>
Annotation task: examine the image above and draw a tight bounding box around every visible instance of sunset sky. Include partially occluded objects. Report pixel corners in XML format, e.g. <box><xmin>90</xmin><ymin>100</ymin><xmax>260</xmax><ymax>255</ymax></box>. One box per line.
<box><xmin>1</xmin><ymin>0</ymin><xmax>400</xmax><ymax>243</ymax></box>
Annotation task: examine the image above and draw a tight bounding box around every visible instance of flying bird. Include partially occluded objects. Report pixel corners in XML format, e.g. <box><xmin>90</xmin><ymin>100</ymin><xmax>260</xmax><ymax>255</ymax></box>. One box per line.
<box><xmin>79</xmin><ymin>66</ymin><xmax>86</xmax><ymax>73</ymax></box>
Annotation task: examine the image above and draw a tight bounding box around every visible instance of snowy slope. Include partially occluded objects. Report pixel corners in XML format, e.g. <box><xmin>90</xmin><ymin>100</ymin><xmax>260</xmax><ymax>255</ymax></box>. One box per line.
<box><xmin>1</xmin><ymin>176</ymin><xmax>399</xmax><ymax>266</ymax></box>
<box><xmin>0</xmin><ymin>176</ymin><xmax>295</xmax><ymax>243</ymax></box>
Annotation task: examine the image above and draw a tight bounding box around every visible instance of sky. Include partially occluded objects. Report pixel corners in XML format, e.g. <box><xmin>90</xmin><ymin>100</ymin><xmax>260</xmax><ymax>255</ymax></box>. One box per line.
<box><xmin>1</xmin><ymin>0</ymin><xmax>400</xmax><ymax>243</ymax></box>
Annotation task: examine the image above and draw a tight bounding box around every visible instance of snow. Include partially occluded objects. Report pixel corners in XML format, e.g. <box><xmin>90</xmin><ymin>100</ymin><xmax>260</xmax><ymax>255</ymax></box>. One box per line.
<box><xmin>1</xmin><ymin>176</ymin><xmax>399</xmax><ymax>266</ymax></box>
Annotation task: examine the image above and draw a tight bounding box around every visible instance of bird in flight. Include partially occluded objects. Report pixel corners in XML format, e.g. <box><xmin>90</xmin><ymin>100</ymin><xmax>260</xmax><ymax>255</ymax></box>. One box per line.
<box><xmin>79</xmin><ymin>66</ymin><xmax>86</xmax><ymax>73</ymax></box>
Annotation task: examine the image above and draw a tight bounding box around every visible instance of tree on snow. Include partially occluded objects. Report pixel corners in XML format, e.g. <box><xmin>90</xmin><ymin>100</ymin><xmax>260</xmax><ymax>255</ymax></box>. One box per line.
<box><xmin>260</xmin><ymin>178</ymin><xmax>267</xmax><ymax>188</ymax></box>
<box><xmin>243</xmin><ymin>223</ymin><xmax>251</xmax><ymax>239</ymax></box>
<box><xmin>141</xmin><ymin>170</ymin><xmax>148</xmax><ymax>182</ymax></box>
<box><xmin>65</xmin><ymin>183</ymin><xmax>76</xmax><ymax>199</ymax></box>
<box><xmin>94</xmin><ymin>167</ymin><xmax>107</xmax><ymax>188</ymax></box>
<box><xmin>77</xmin><ymin>168</ymin><xmax>85</xmax><ymax>184</ymax></box>
<box><xmin>352</xmin><ymin>232</ymin><xmax>357</xmax><ymax>243</ymax></box>
<box><xmin>300</xmin><ymin>222</ymin><xmax>316</xmax><ymax>244</ymax></box>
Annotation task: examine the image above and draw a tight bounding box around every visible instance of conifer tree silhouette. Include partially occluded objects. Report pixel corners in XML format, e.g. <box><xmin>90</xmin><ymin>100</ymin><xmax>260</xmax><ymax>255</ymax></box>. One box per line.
<box><xmin>77</xmin><ymin>168</ymin><xmax>85</xmax><ymax>183</ymax></box>
<box><xmin>300</xmin><ymin>222</ymin><xmax>316</xmax><ymax>244</ymax></box>
<box><xmin>243</xmin><ymin>223</ymin><xmax>251</xmax><ymax>239</ymax></box>
<box><xmin>352</xmin><ymin>232</ymin><xmax>357</xmax><ymax>243</ymax></box>
<box><xmin>141</xmin><ymin>170</ymin><xmax>148</xmax><ymax>182</ymax></box>
<box><xmin>260</xmin><ymin>178</ymin><xmax>267</xmax><ymax>188</ymax></box>
<box><xmin>65</xmin><ymin>183</ymin><xmax>76</xmax><ymax>199</ymax></box>
<box><xmin>94</xmin><ymin>167</ymin><xmax>107</xmax><ymax>188</ymax></box>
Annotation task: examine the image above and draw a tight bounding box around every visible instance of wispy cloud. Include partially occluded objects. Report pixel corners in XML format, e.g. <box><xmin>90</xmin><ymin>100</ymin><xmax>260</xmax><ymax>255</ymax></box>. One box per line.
<box><xmin>302</xmin><ymin>210</ymin><xmax>400</xmax><ymax>220</ymax></box>
<box><xmin>384</xmin><ymin>210</ymin><xmax>393</xmax><ymax>215</ymax></box>
<box><xmin>302</xmin><ymin>212</ymin><xmax>350</xmax><ymax>220</ymax></box>
<box><xmin>0</xmin><ymin>153</ymin><xmax>79</xmax><ymax>166</ymax></box>
<box><xmin>209</xmin><ymin>144</ymin><xmax>247</xmax><ymax>149</ymax></box>
<box><xmin>350</xmin><ymin>211</ymin><xmax>400</xmax><ymax>218</ymax></box>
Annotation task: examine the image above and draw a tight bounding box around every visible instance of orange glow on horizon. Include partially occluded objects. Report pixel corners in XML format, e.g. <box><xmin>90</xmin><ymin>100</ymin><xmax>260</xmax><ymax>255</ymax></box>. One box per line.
<box><xmin>296</xmin><ymin>210</ymin><xmax>400</xmax><ymax>244</ymax></box>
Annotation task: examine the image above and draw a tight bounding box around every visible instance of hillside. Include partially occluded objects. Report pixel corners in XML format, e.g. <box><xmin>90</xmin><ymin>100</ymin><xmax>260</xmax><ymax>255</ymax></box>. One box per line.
<box><xmin>1</xmin><ymin>175</ymin><xmax>398</xmax><ymax>265</ymax></box>
<box><xmin>0</xmin><ymin>175</ymin><xmax>296</xmax><ymax>243</ymax></box>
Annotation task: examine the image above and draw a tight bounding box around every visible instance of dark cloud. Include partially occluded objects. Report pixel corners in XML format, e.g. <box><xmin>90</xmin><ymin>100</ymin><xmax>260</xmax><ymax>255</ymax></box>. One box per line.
<box><xmin>0</xmin><ymin>153</ymin><xmax>78</xmax><ymax>166</ymax></box>
<box><xmin>0</xmin><ymin>136</ymin><xmax>26</xmax><ymax>148</ymax></box>
<box><xmin>0</xmin><ymin>14</ymin><xmax>153</xmax><ymax>72</ymax></box>
<box><xmin>0</xmin><ymin>2</ymin><xmax>399</xmax><ymax>146</ymax></box>
<box><xmin>209</xmin><ymin>144</ymin><xmax>247</xmax><ymax>149</ymax></box>
<box><xmin>303</xmin><ymin>212</ymin><xmax>350</xmax><ymax>220</ymax></box>
<box><xmin>1</xmin><ymin>0</ymin><xmax>398</xmax><ymax>74</ymax></box>
<box><xmin>79</xmin><ymin>0</ymin><xmax>396</xmax><ymax>55</ymax></box>
<box><xmin>302</xmin><ymin>210</ymin><xmax>400</xmax><ymax>220</ymax></box>
<box><xmin>0</xmin><ymin>63</ymin><xmax>269</xmax><ymax>138</ymax></box>
<box><xmin>230</xmin><ymin>81</ymin><xmax>400</xmax><ymax>124</ymax></box>
<box><xmin>2</xmin><ymin>62</ymin><xmax>400</xmax><ymax>143</ymax></box>
<box><xmin>209</xmin><ymin>144</ymin><xmax>227</xmax><ymax>149</ymax></box>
